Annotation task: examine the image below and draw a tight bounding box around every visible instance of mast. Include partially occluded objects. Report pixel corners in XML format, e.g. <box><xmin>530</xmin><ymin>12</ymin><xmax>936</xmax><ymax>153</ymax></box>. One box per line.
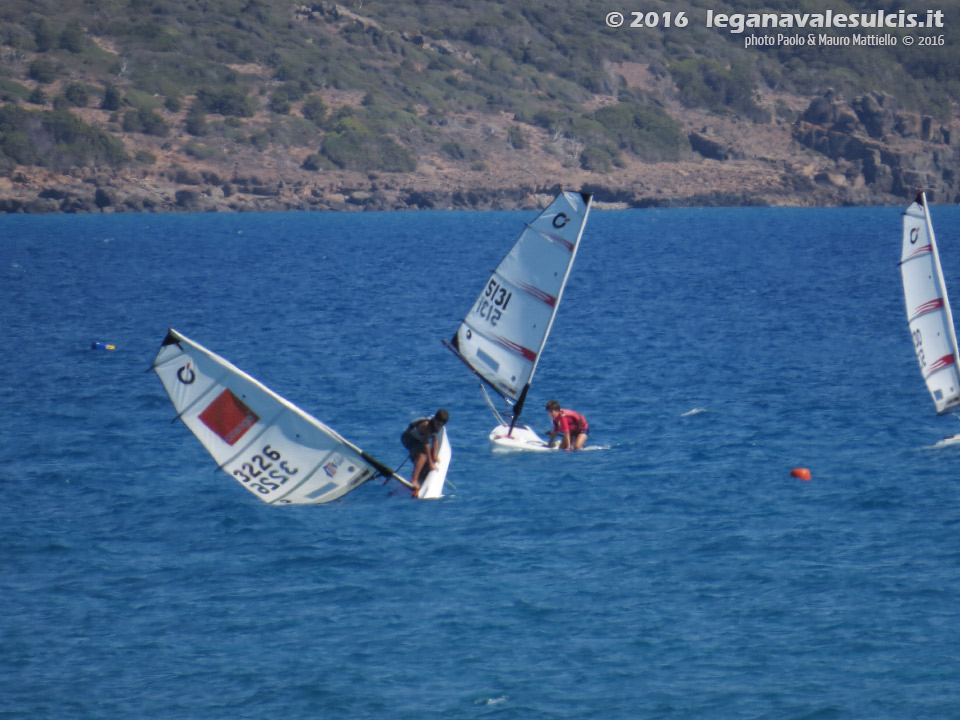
<box><xmin>920</xmin><ymin>192</ymin><xmax>960</xmax><ymax>379</ymax></box>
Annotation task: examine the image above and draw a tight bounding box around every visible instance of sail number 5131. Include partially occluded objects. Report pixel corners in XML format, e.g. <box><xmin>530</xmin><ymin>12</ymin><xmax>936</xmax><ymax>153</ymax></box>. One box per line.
<box><xmin>475</xmin><ymin>279</ymin><xmax>513</xmax><ymax>326</ymax></box>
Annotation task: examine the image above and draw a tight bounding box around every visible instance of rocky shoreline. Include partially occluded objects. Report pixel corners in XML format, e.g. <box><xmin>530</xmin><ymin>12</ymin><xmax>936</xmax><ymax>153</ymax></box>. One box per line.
<box><xmin>0</xmin><ymin>173</ymin><xmax>820</xmax><ymax>214</ymax></box>
<box><xmin>0</xmin><ymin>159</ymin><xmax>925</xmax><ymax>215</ymax></box>
<box><xmin>2</xmin><ymin>92</ymin><xmax>957</xmax><ymax>214</ymax></box>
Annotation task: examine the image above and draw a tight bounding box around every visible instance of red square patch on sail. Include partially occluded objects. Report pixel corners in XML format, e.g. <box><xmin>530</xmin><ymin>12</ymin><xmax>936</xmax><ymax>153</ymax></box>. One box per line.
<box><xmin>198</xmin><ymin>389</ymin><xmax>259</xmax><ymax>446</ymax></box>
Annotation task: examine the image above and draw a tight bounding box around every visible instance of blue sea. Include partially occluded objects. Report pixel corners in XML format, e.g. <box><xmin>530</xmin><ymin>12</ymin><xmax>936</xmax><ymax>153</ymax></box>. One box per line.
<box><xmin>2</xmin><ymin>204</ymin><xmax>960</xmax><ymax>719</ymax></box>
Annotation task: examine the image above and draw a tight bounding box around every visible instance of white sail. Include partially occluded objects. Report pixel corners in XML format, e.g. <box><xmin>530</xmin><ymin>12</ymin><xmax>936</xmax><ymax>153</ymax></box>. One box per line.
<box><xmin>445</xmin><ymin>191</ymin><xmax>592</xmax><ymax>425</ymax></box>
<box><xmin>151</xmin><ymin>329</ymin><xmax>411</xmax><ymax>504</ymax></box>
<box><xmin>901</xmin><ymin>192</ymin><xmax>960</xmax><ymax>415</ymax></box>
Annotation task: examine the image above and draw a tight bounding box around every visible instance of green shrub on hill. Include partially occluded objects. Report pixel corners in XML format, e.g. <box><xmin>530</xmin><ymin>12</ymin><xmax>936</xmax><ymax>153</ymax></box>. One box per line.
<box><xmin>101</xmin><ymin>84</ymin><xmax>122</xmax><ymax>112</ymax></box>
<box><xmin>302</xmin><ymin>95</ymin><xmax>327</xmax><ymax>127</ymax></box>
<box><xmin>580</xmin><ymin>145</ymin><xmax>621</xmax><ymax>172</ymax></box>
<box><xmin>0</xmin><ymin>105</ymin><xmax>128</xmax><ymax>168</ymax></box>
<box><xmin>301</xmin><ymin>153</ymin><xmax>327</xmax><ymax>171</ymax></box>
<box><xmin>249</xmin><ymin>116</ymin><xmax>318</xmax><ymax>151</ymax></box>
<box><xmin>193</xmin><ymin>87</ymin><xmax>256</xmax><ymax>118</ymax></box>
<box><xmin>185</xmin><ymin>110</ymin><xmax>207</xmax><ymax>137</ymax></box>
<box><xmin>59</xmin><ymin>21</ymin><xmax>86</xmax><ymax>53</ymax></box>
<box><xmin>128</xmin><ymin>21</ymin><xmax>181</xmax><ymax>53</ymax></box>
<box><xmin>62</xmin><ymin>82</ymin><xmax>89</xmax><ymax>108</ymax></box>
<box><xmin>593</xmin><ymin>101</ymin><xmax>688</xmax><ymax>161</ymax></box>
<box><xmin>507</xmin><ymin>125</ymin><xmax>527</xmax><ymax>150</ymax></box>
<box><xmin>0</xmin><ymin>79</ymin><xmax>30</xmax><ymax>103</ymax></box>
<box><xmin>123</xmin><ymin>90</ymin><xmax>163</xmax><ymax>113</ymax></box>
<box><xmin>122</xmin><ymin>109</ymin><xmax>169</xmax><ymax>137</ymax></box>
<box><xmin>28</xmin><ymin>58</ymin><xmax>58</xmax><ymax>84</ymax></box>
<box><xmin>32</xmin><ymin>19</ymin><xmax>58</xmax><ymax>53</ymax></box>
<box><xmin>669</xmin><ymin>57</ymin><xmax>767</xmax><ymax>122</ymax></box>
<box><xmin>320</xmin><ymin>118</ymin><xmax>416</xmax><ymax>172</ymax></box>
<box><xmin>440</xmin><ymin>140</ymin><xmax>480</xmax><ymax>162</ymax></box>
<box><xmin>185</xmin><ymin>141</ymin><xmax>225</xmax><ymax>161</ymax></box>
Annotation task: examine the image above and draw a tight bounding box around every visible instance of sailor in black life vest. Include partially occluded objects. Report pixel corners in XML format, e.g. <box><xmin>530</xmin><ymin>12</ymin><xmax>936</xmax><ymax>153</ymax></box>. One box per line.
<box><xmin>401</xmin><ymin>408</ymin><xmax>449</xmax><ymax>495</ymax></box>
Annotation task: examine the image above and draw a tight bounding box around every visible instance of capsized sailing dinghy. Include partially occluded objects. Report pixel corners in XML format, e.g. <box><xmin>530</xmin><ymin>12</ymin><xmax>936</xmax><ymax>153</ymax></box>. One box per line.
<box><xmin>900</xmin><ymin>192</ymin><xmax>960</xmax><ymax>430</ymax></box>
<box><xmin>151</xmin><ymin>329</ymin><xmax>436</xmax><ymax>504</ymax></box>
<box><xmin>416</xmin><ymin>426</ymin><xmax>451</xmax><ymax>498</ymax></box>
<box><xmin>443</xmin><ymin>191</ymin><xmax>593</xmax><ymax>451</ymax></box>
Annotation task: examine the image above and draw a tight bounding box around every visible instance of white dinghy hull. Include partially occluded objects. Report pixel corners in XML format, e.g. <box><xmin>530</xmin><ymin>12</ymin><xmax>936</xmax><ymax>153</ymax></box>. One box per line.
<box><xmin>488</xmin><ymin>424</ymin><xmax>555</xmax><ymax>452</ymax></box>
<box><xmin>417</xmin><ymin>427</ymin><xmax>452</xmax><ymax>498</ymax></box>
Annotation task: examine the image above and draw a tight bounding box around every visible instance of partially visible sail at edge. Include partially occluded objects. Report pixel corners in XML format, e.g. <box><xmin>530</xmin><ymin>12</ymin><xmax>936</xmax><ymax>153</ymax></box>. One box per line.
<box><xmin>151</xmin><ymin>329</ymin><xmax>411</xmax><ymax>504</ymax></box>
<box><xmin>900</xmin><ymin>192</ymin><xmax>960</xmax><ymax>415</ymax></box>
<box><xmin>444</xmin><ymin>191</ymin><xmax>593</xmax><ymax>426</ymax></box>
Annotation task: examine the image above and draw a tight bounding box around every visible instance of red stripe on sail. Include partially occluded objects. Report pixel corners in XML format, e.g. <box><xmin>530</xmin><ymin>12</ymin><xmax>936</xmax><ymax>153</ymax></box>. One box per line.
<box><xmin>910</xmin><ymin>297</ymin><xmax>944</xmax><ymax>320</ymax></box>
<box><xmin>905</xmin><ymin>243</ymin><xmax>932</xmax><ymax>260</ymax></box>
<box><xmin>924</xmin><ymin>354</ymin><xmax>956</xmax><ymax>378</ymax></box>
<box><xmin>515</xmin><ymin>280</ymin><xmax>556</xmax><ymax>307</ymax></box>
<box><xmin>494</xmin><ymin>336</ymin><xmax>537</xmax><ymax>362</ymax></box>
<box><xmin>543</xmin><ymin>231</ymin><xmax>574</xmax><ymax>251</ymax></box>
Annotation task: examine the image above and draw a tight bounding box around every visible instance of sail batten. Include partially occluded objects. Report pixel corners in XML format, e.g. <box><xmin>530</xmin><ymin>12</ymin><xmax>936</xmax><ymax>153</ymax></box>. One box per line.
<box><xmin>152</xmin><ymin>328</ymin><xmax>411</xmax><ymax>504</ymax></box>
<box><xmin>900</xmin><ymin>192</ymin><xmax>960</xmax><ymax>415</ymax></box>
<box><xmin>445</xmin><ymin>191</ymin><xmax>592</xmax><ymax>424</ymax></box>
<box><xmin>908</xmin><ymin>297</ymin><xmax>945</xmax><ymax>322</ymax></box>
<box><xmin>901</xmin><ymin>244</ymin><xmax>933</xmax><ymax>263</ymax></box>
<box><xmin>490</xmin><ymin>271</ymin><xmax>558</xmax><ymax>307</ymax></box>
<box><xmin>923</xmin><ymin>353</ymin><xmax>957</xmax><ymax>378</ymax></box>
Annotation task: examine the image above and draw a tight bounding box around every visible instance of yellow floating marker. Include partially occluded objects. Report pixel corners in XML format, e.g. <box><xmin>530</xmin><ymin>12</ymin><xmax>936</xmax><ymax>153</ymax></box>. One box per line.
<box><xmin>790</xmin><ymin>467</ymin><xmax>812</xmax><ymax>481</ymax></box>
<box><xmin>91</xmin><ymin>342</ymin><xmax>116</xmax><ymax>350</ymax></box>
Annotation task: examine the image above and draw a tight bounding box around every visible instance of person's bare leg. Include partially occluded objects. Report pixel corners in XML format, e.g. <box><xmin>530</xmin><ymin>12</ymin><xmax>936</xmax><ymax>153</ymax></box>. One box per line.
<box><xmin>410</xmin><ymin>452</ymin><xmax>427</xmax><ymax>495</ymax></box>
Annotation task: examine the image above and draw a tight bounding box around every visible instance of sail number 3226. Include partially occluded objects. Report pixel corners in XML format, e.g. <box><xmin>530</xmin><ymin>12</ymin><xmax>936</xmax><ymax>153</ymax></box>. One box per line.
<box><xmin>233</xmin><ymin>444</ymin><xmax>299</xmax><ymax>495</ymax></box>
<box><xmin>913</xmin><ymin>328</ymin><xmax>926</xmax><ymax>368</ymax></box>
<box><xmin>475</xmin><ymin>278</ymin><xmax>513</xmax><ymax>326</ymax></box>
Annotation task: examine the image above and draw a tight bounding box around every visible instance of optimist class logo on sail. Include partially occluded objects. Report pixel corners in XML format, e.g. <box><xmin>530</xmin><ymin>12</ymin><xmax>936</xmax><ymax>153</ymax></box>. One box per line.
<box><xmin>177</xmin><ymin>363</ymin><xmax>196</xmax><ymax>384</ymax></box>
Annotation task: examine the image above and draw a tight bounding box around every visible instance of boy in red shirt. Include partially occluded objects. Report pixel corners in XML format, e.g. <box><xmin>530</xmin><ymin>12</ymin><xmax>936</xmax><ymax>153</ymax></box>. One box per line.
<box><xmin>546</xmin><ymin>399</ymin><xmax>589</xmax><ymax>450</ymax></box>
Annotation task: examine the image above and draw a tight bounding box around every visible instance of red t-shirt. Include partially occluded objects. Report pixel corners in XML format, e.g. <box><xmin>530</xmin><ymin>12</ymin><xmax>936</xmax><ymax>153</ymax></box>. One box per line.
<box><xmin>553</xmin><ymin>409</ymin><xmax>588</xmax><ymax>435</ymax></box>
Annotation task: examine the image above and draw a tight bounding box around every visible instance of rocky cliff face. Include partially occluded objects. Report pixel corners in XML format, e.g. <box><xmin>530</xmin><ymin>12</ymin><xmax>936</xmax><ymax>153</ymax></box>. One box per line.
<box><xmin>793</xmin><ymin>91</ymin><xmax>958</xmax><ymax>204</ymax></box>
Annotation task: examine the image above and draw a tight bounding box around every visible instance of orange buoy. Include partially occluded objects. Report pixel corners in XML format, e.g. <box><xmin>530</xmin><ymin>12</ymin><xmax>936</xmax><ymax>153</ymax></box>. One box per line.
<box><xmin>790</xmin><ymin>467</ymin><xmax>812</xmax><ymax>481</ymax></box>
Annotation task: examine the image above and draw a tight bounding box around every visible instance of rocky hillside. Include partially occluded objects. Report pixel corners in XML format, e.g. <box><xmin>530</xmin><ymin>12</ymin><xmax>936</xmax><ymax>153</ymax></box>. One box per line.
<box><xmin>1</xmin><ymin>1</ymin><xmax>957</xmax><ymax>212</ymax></box>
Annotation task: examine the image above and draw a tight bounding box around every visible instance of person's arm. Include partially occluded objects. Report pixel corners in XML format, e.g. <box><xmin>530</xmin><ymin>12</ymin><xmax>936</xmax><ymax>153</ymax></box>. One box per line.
<box><xmin>553</xmin><ymin>415</ymin><xmax>569</xmax><ymax>448</ymax></box>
